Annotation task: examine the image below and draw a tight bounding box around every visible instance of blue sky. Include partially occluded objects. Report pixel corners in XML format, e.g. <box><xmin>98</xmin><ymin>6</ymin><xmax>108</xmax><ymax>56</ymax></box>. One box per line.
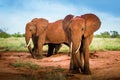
<box><xmin>0</xmin><ymin>0</ymin><xmax>120</xmax><ymax>34</ymax></box>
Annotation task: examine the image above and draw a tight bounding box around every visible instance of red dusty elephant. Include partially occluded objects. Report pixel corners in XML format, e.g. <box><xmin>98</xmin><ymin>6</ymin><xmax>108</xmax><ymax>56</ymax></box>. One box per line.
<box><xmin>25</xmin><ymin>18</ymin><xmax>69</xmax><ymax>58</ymax></box>
<box><xmin>25</xmin><ymin>18</ymin><xmax>48</xmax><ymax>58</ymax></box>
<box><xmin>63</xmin><ymin>13</ymin><xmax>101</xmax><ymax>74</ymax></box>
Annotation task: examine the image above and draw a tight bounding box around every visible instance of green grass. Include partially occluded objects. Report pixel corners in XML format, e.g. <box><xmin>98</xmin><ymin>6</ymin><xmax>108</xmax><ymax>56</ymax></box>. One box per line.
<box><xmin>0</xmin><ymin>37</ymin><xmax>120</xmax><ymax>52</ymax></box>
<box><xmin>90</xmin><ymin>38</ymin><xmax>120</xmax><ymax>51</ymax></box>
<box><xmin>42</xmin><ymin>66</ymin><xmax>66</xmax><ymax>80</ymax></box>
<box><xmin>11</xmin><ymin>61</ymin><xmax>40</xmax><ymax>70</ymax></box>
<box><xmin>0</xmin><ymin>37</ymin><xmax>27</xmax><ymax>52</ymax></box>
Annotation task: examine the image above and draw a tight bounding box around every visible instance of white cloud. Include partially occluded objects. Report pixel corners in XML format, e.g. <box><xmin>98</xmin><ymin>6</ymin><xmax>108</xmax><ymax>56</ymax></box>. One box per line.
<box><xmin>0</xmin><ymin>0</ymin><xmax>78</xmax><ymax>34</ymax></box>
<box><xmin>0</xmin><ymin>0</ymin><xmax>120</xmax><ymax>34</ymax></box>
<box><xmin>94</xmin><ymin>12</ymin><xmax>120</xmax><ymax>34</ymax></box>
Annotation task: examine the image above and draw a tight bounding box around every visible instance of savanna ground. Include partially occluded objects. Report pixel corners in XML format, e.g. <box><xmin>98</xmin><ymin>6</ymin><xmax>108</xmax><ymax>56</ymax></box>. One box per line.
<box><xmin>0</xmin><ymin>37</ymin><xmax>120</xmax><ymax>80</ymax></box>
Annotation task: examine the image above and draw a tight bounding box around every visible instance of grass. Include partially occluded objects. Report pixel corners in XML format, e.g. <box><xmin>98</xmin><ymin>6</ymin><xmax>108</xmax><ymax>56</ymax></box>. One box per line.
<box><xmin>0</xmin><ymin>37</ymin><xmax>120</xmax><ymax>52</ymax></box>
<box><xmin>90</xmin><ymin>38</ymin><xmax>120</xmax><ymax>51</ymax></box>
<box><xmin>12</xmin><ymin>61</ymin><xmax>66</xmax><ymax>80</ymax></box>
<box><xmin>42</xmin><ymin>66</ymin><xmax>66</xmax><ymax>80</ymax></box>
<box><xmin>11</xmin><ymin>61</ymin><xmax>40</xmax><ymax>70</ymax></box>
<box><xmin>0</xmin><ymin>37</ymin><xmax>27</xmax><ymax>52</ymax></box>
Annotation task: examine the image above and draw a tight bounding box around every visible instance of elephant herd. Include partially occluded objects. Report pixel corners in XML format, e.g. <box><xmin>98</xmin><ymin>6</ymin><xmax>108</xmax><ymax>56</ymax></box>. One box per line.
<box><xmin>25</xmin><ymin>13</ymin><xmax>101</xmax><ymax>74</ymax></box>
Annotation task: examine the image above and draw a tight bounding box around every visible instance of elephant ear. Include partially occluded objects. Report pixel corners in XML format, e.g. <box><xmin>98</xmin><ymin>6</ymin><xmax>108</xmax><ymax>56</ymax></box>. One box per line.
<box><xmin>63</xmin><ymin>14</ymin><xmax>74</xmax><ymax>42</ymax></box>
<box><xmin>31</xmin><ymin>18</ymin><xmax>39</xmax><ymax>22</ymax></box>
<box><xmin>31</xmin><ymin>18</ymin><xmax>40</xmax><ymax>25</ymax></box>
<box><xmin>36</xmin><ymin>18</ymin><xmax>48</xmax><ymax>36</ymax></box>
<box><xmin>81</xmin><ymin>14</ymin><xmax>101</xmax><ymax>37</ymax></box>
<box><xmin>63</xmin><ymin>14</ymin><xmax>74</xmax><ymax>29</ymax></box>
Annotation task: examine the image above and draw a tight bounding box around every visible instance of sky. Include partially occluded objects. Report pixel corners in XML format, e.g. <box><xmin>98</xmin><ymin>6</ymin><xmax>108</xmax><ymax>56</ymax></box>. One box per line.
<box><xmin>0</xmin><ymin>0</ymin><xmax>120</xmax><ymax>34</ymax></box>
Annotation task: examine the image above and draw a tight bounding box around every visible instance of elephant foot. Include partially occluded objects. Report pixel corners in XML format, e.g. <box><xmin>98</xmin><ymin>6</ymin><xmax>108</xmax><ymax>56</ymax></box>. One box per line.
<box><xmin>35</xmin><ymin>54</ymin><xmax>44</xmax><ymax>59</ymax></box>
<box><xmin>30</xmin><ymin>52</ymin><xmax>35</xmax><ymax>58</ymax></box>
<box><xmin>46</xmin><ymin>54</ymin><xmax>52</xmax><ymax>57</ymax></box>
<box><xmin>68</xmin><ymin>52</ymin><xmax>70</xmax><ymax>56</ymax></box>
<box><xmin>69</xmin><ymin>69</ymin><xmax>80</xmax><ymax>74</ymax></box>
<box><xmin>82</xmin><ymin>69</ymin><xmax>91</xmax><ymax>75</ymax></box>
<box><xmin>69</xmin><ymin>67</ymin><xmax>80</xmax><ymax>74</ymax></box>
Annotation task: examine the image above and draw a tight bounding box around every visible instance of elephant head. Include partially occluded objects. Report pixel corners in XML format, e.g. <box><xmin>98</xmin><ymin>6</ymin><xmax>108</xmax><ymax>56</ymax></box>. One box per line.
<box><xmin>63</xmin><ymin>14</ymin><xmax>85</xmax><ymax>52</ymax></box>
<box><xmin>25</xmin><ymin>18</ymin><xmax>48</xmax><ymax>57</ymax></box>
<box><xmin>63</xmin><ymin>14</ymin><xmax>101</xmax><ymax>74</ymax></box>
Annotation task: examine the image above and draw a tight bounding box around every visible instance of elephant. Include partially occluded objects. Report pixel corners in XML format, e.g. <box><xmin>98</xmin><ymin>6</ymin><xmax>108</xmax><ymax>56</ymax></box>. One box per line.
<box><xmin>44</xmin><ymin>19</ymin><xmax>69</xmax><ymax>56</ymax></box>
<box><xmin>63</xmin><ymin>13</ymin><xmax>101</xmax><ymax>74</ymax></box>
<box><xmin>25</xmin><ymin>18</ymin><xmax>62</xmax><ymax>58</ymax></box>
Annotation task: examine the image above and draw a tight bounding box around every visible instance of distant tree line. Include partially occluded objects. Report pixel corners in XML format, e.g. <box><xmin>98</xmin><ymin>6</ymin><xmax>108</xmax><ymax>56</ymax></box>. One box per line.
<box><xmin>95</xmin><ymin>31</ymin><xmax>120</xmax><ymax>38</ymax></box>
<box><xmin>0</xmin><ymin>28</ymin><xmax>24</xmax><ymax>38</ymax></box>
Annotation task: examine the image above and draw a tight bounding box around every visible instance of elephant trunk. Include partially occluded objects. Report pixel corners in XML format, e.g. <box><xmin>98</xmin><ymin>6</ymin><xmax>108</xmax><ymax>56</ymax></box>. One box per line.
<box><xmin>73</xmin><ymin>41</ymin><xmax>83</xmax><ymax>70</ymax></box>
<box><xmin>25</xmin><ymin>36</ymin><xmax>35</xmax><ymax>58</ymax></box>
<box><xmin>70</xmin><ymin>40</ymin><xmax>81</xmax><ymax>54</ymax></box>
<box><xmin>75</xmin><ymin>42</ymin><xmax>81</xmax><ymax>54</ymax></box>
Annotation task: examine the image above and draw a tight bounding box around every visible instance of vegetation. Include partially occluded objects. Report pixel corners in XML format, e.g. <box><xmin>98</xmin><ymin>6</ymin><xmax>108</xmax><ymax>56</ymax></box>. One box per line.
<box><xmin>0</xmin><ymin>28</ymin><xmax>24</xmax><ymax>38</ymax></box>
<box><xmin>90</xmin><ymin>38</ymin><xmax>120</xmax><ymax>51</ymax></box>
<box><xmin>0</xmin><ymin>32</ymin><xmax>24</xmax><ymax>38</ymax></box>
<box><xmin>95</xmin><ymin>31</ymin><xmax>120</xmax><ymax>38</ymax></box>
<box><xmin>11</xmin><ymin>61</ymin><xmax>40</xmax><ymax>70</ymax></box>
<box><xmin>0</xmin><ymin>32</ymin><xmax>11</xmax><ymax>38</ymax></box>
<box><xmin>0</xmin><ymin>37</ymin><xmax>27</xmax><ymax>52</ymax></box>
<box><xmin>42</xmin><ymin>66</ymin><xmax>66</xmax><ymax>80</ymax></box>
<box><xmin>0</xmin><ymin>37</ymin><xmax>120</xmax><ymax>52</ymax></box>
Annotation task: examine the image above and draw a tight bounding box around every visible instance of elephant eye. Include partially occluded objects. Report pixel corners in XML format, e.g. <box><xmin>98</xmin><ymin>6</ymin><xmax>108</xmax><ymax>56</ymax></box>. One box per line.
<box><xmin>82</xmin><ymin>27</ymin><xmax>84</xmax><ymax>31</ymax></box>
<box><xmin>29</xmin><ymin>29</ymin><xmax>32</xmax><ymax>31</ymax></box>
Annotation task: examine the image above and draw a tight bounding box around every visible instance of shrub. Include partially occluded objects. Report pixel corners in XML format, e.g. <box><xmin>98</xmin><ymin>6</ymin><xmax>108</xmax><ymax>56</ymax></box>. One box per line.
<box><xmin>11</xmin><ymin>33</ymin><xmax>24</xmax><ymax>37</ymax></box>
<box><xmin>0</xmin><ymin>32</ymin><xmax>11</xmax><ymax>38</ymax></box>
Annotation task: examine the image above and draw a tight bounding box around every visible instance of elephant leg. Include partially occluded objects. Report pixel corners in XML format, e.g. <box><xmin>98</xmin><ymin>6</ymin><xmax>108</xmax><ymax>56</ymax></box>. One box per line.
<box><xmin>31</xmin><ymin>36</ymin><xmax>38</xmax><ymax>58</ymax></box>
<box><xmin>70</xmin><ymin>53</ymin><xmax>80</xmax><ymax>73</ymax></box>
<box><xmin>32</xmin><ymin>47</ymin><xmax>38</xmax><ymax>58</ymax></box>
<box><xmin>32</xmin><ymin>43</ymin><xmax>38</xmax><ymax>54</ymax></box>
<box><xmin>79</xmin><ymin>51</ymin><xmax>84</xmax><ymax>72</ymax></box>
<box><xmin>28</xmin><ymin>46</ymin><xmax>35</xmax><ymax>58</ymax></box>
<box><xmin>83</xmin><ymin>38</ymin><xmax>91</xmax><ymax>74</ymax></box>
<box><xmin>32</xmin><ymin>43</ymin><xmax>38</xmax><ymax>57</ymax></box>
<box><xmin>36</xmin><ymin>37</ymin><xmax>45</xmax><ymax>59</ymax></box>
<box><xmin>47</xmin><ymin>43</ymin><xmax>54</xmax><ymax>57</ymax></box>
<box><xmin>54</xmin><ymin>44</ymin><xmax>62</xmax><ymax>54</ymax></box>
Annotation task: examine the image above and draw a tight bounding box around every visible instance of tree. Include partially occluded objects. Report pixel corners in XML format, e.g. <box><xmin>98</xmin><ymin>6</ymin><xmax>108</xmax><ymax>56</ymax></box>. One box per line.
<box><xmin>100</xmin><ymin>31</ymin><xmax>110</xmax><ymax>38</ymax></box>
<box><xmin>0</xmin><ymin>32</ymin><xmax>11</xmax><ymax>38</ymax></box>
<box><xmin>110</xmin><ymin>31</ymin><xmax>119</xmax><ymax>38</ymax></box>
<box><xmin>11</xmin><ymin>32</ymin><xmax>24</xmax><ymax>37</ymax></box>
<box><xmin>0</xmin><ymin>27</ymin><xmax>10</xmax><ymax>38</ymax></box>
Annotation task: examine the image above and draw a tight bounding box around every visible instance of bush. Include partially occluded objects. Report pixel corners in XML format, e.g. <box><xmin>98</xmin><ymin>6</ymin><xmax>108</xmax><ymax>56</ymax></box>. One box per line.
<box><xmin>11</xmin><ymin>33</ymin><xmax>24</xmax><ymax>37</ymax></box>
<box><xmin>0</xmin><ymin>32</ymin><xmax>11</xmax><ymax>38</ymax></box>
<box><xmin>95</xmin><ymin>31</ymin><xmax>120</xmax><ymax>38</ymax></box>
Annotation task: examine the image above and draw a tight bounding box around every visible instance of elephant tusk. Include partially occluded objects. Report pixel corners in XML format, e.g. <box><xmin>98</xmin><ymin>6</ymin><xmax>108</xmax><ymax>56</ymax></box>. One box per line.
<box><xmin>75</xmin><ymin>42</ymin><xmax>81</xmax><ymax>53</ymax></box>
<box><xmin>25</xmin><ymin>38</ymin><xmax>31</xmax><ymax>48</ymax></box>
<box><xmin>70</xmin><ymin>42</ymin><xmax>73</xmax><ymax>53</ymax></box>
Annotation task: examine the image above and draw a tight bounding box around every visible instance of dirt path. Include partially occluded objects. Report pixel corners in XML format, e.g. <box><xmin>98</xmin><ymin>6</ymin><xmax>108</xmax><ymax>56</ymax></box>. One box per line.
<box><xmin>0</xmin><ymin>51</ymin><xmax>120</xmax><ymax>80</ymax></box>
